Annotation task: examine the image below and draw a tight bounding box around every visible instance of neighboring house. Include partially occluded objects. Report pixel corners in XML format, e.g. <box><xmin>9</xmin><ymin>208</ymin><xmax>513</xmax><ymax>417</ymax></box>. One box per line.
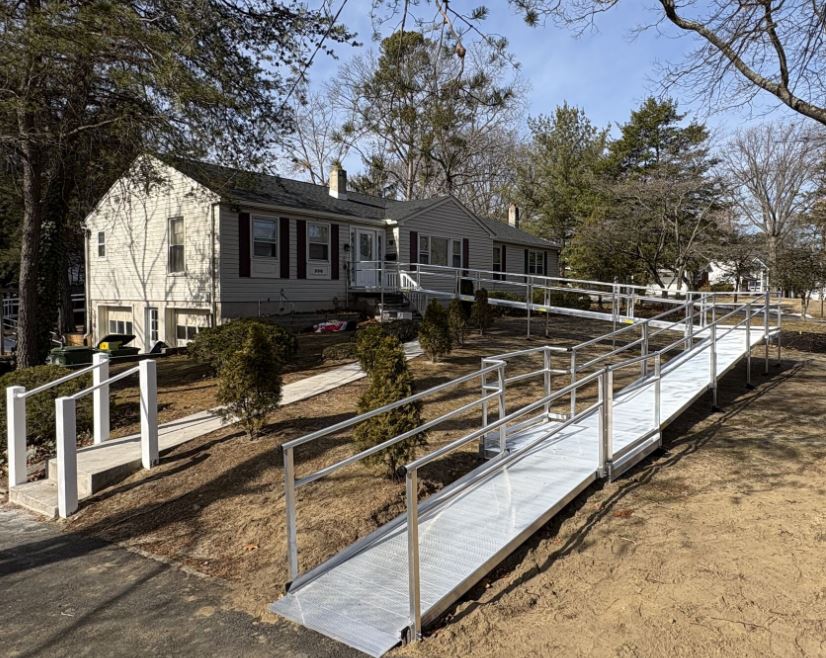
<box><xmin>84</xmin><ymin>155</ymin><xmax>559</xmax><ymax>349</ymax></box>
<box><xmin>708</xmin><ymin>258</ymin><xmax>769</xmax><ymax>294</ymax></box>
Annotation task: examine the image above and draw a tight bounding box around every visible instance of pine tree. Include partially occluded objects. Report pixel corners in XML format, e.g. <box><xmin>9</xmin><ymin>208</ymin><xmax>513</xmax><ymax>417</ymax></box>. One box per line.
<box><xmin>447</xmin><ymin>298</ymin><xmax>467</xmax><ymax>346</ymax></box>
<box><xmin>419</xmin><ymin>300</ymin><xmax>452</xmax><ymax>362</ymax></box>
<box><xmin>217</xmin><ymin>324</ymin><xmax>283</xmax><ymax>439</ymax></box>
<box><xmin>470</xmin><ymin>288</ymin><xmax>494</xmax><ymax>336</ymax></box>
<box><xmin>353</xmin><ymin>335</ymin><xmax>425</xmax><ymax>479</ymax></box>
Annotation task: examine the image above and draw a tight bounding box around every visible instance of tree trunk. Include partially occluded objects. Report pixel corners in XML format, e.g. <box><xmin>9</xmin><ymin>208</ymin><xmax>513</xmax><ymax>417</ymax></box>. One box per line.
<box><xmin>767</xmin><ymin>234</ymin><xmax>779</xmax><ymax>290</ymax></box>
<box><xmin>17</xmin><ymin>134</ymin><xmax>44</xmax><ymax>368</ymax></box>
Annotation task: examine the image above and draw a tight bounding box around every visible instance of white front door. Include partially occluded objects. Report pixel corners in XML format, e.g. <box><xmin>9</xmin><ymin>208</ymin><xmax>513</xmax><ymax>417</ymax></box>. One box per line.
<box><xmin>355</xmin><ymin>229</ymin><xmax>381</xmax><ymax>287</ymax></box>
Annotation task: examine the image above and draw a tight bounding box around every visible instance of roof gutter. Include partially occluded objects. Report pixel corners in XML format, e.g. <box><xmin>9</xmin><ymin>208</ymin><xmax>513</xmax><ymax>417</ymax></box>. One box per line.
<box><xmin>225</xmin><ymin>198</ymin><xmax>389</xmax><ymax>227</ymax></box>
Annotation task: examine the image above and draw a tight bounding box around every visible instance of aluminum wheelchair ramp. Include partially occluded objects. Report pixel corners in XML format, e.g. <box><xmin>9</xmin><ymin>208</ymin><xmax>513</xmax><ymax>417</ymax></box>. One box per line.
<box><xmin>271</xmin><ymin>296</ymin><xmax>778</xmax><ymax>657</ymax></box>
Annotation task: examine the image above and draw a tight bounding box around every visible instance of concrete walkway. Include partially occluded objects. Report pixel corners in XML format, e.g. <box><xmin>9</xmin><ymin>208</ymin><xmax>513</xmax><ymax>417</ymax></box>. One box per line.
<box><xmin>0</xmin><ymin>505</ymin><xmax>361</xmax><ymax>658</ymax></box>
<box><xmin>10</xmin><ymin>341</ymin><xmax>423</xmax><ymax>518</ymax></box>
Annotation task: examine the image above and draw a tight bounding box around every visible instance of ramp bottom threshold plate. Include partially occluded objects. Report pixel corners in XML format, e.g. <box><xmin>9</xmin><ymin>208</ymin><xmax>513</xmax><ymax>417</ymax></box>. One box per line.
<box><xmin>270</xmin><ymin>328</ymin><xmax>765</xmax><ymax>656</ymax></box>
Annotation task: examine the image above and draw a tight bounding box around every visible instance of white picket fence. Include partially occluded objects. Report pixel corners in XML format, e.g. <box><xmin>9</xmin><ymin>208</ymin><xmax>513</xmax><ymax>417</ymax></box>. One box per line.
<box><xmin>6</xmin><ymin>354</ymin><xmax>158</xmax><ymax>517</ymax></box>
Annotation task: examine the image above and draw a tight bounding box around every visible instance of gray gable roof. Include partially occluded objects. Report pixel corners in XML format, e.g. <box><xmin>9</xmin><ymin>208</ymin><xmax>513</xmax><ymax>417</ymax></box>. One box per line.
<box><xmin>167</xmin><ymin>157</ymin><xmax>557</xmax><ymax>249</ymax></box>
<box><xmin>478</xmin><ymin>215</ymin><xmax>558</xmax><ymax>250</ymax></box>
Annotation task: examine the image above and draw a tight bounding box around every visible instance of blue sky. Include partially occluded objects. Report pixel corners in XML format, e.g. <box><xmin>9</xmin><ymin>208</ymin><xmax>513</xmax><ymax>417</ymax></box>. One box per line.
<box><xmin>305</xmin><ymin>1</ymin><xmax>796</xmax><ymax>163</ymax></box>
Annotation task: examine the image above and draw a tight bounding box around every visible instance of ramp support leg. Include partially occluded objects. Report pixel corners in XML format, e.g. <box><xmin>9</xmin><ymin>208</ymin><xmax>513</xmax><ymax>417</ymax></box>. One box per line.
<box><xmin>285</xmin><ymin>446</ymin><xmax>298</xmax><ymax>584</ymax></box>
<box><xmin>569</xmin><ymin>350</ymin><xmax>577</xmax><ymax>417</ymax></box>
<box><xmin>710</xmin><ymin>324</ymin><xmax>719</xmax><ymax>411</ymax></box>
<box><xmin>406</xmin><ymin>469</ymin><xmax>422</xmax><ymax>642</ymax></box>
<box><xmin>526</xmin><ymin>282</ymin><xmax>532</xmax><ymax>337</ymax></box>
<box><xmin>598</xmin><ymin>369</ymin><xmax>613</xmax><ymax>478</ymax></box>
<box><xmin>764</xmin><ymin>291</ymin><xmax>770</xmax><ymax>374</ymax></box>
<box><xmin>746</xmin><ymin>304</ymin><xmax>754</xmax><ymax>389</ymax></box>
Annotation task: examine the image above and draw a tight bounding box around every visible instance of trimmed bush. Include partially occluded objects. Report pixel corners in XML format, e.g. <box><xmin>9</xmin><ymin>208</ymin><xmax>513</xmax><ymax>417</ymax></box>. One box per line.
<box><xmin>0</xmin><ymin>365</ymin><xmax>93</xmax><ymax>467</ymax></box>
<box><xmin>419</xmin><ymin>300</ymin><xmax>452</xmax><ymax>362</ymax></box>
<box><xmin>188</xmin><ymin>319</ymin><xmax>298</xmax><ymax>374</ymax></box>
<box><xmin>470</xmin><ymin>288</ymin><xmax>494</xmax><ymax>335</ymax></box>
<box><xmin>216</xmin><ymin>323</ymin><xmax>283</xmax><ymax>439</ymax></box>
<box><xmin>353</xmin><ymin>335</ymin><xmax>425</xmax><ymax>478</ymax></box>
<box><xmin>550</xmin><ymin>290</ymin><xmax>592</xmax><ymax>311</ymax></box>
<box><xmin>355</xmin><ymin>323</ymin><xmax>387</xmax><ymax>373</ymax></box>
<box><xmin>447</xmin><ymin>298</ymin><xmax>467</xmax><ymax>346</ymax></box>
<box><xmin>322</xmin><ymin>342</ymin><xmax>357</xmax><ymax>362</ymax></box>
<box><xmin>382</xmin><ymin>319</ymin><xmax>419</xmax><ymax>344</ymax></box>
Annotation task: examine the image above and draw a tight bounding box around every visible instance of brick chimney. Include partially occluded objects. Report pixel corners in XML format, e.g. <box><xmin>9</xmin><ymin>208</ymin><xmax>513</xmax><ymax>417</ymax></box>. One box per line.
<box><xmin>508</xmin><ymin>203</ymin><xmax>520</xmax><ymax>228</ymax></box>
<box><xmin>329</xmin><ymin>164</ymin><xmax>347</xmax><ymax>200</ymax></box>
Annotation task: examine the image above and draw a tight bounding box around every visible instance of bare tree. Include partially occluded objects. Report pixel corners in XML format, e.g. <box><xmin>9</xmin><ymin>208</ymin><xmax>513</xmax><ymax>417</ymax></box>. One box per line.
<box><xmin>509</xmin><ymin>1</ymin><xmax>826</xmax><ymax>126</ymax></box>
<box><xmin>283</xmin><ymin>91</ymin><xmax>355</xmax><ymax>185</ymax></box>
<box><xmin>724</xmin><ymin>122</ymin><xmax>822</xmax><ymax>279</ymax></box>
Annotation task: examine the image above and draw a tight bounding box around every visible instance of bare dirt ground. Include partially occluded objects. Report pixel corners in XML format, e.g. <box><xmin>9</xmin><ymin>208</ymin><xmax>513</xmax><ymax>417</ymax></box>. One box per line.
<box><xmin>61</xmin><ymin>314</ymin><xmax>826</xmax><ymax>657</ymax></box>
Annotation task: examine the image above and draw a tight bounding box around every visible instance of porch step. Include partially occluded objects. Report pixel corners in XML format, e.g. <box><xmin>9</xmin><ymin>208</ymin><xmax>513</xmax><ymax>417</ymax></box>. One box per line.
<box><xmin>8</xmin><ymin>480</ymin><xmax>58</xmax><ymax>519</ymax></box>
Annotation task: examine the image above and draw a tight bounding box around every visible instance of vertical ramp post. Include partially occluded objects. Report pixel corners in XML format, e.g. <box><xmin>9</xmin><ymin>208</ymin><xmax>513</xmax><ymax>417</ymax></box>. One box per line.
<box><xmin>92</xmin><ymin>353</ymin><xmax>110</xmax><ymax>445</ymax></box>
<box><xmin>710</xmin><ymin>323</ymin><xmax>719</xmax><ymax>411</ymax></box>
<box><xmin>543</xmin><ymin>348</ymin><xmax>552</xmax><ymax>417</ymax></box>
<box><xmin>544</xmin><ymin>287</ymin><xmax>550</xmax><ymax>337</ymax></box>
<box><xmin>746</xmin><ymin>303</ymin><xmax>753</xmax><ymax>388</ymax></box>
<box><xmin>641</xmin><ymin>322</ymin><xmax>649</xmax><ymax>379</ymax></box>
<box><xmin>569</xmin><ymin>349</ymin><xmax>577</xmax><ymax>417</ymax></box>
<box><xmin>686</xmin><ymin>295</ymin><xmax>695</xmax><ymax>350</ymax></box>
<box><xmin>496</xmin><ymin>362</ymin><xmax>507</xmax><ymax>456</ymax></box>
<box><xmin>764</xmin><ymin>290</ymin><xmax>770</xmax><ymax>374</ymax></box>
<box><xmin>654</xmin><ymin>354</ymin><xmax>662</xmax><ymax>444</ymax></box>
<box><xmin>139</xmin><ymin>360</ymin><xmax>159</xmax><ymax>468</ymax></box>
<box><xmin>284</xmin><ymin>446</ymin><xmax>298</xmax><ymax>584</ymax></box>
<box><xmin>599</xmin><ymin>368</ymin><xmax>613</xmax><ymax>478</ymax></box>
<box><xmin>6</xmin><ymin>386</ymin><xmax>26</xmax><ymax>487</ymax></box>
<box><xmin>526</xmin><ymin>282</ymin><xmax>532</xmax><ymax>337</ymax></box>
<box><xmin>479</xmin><ymin>362</ymin><xmax>489</xmax><ymax>456</ymax></box>
<box><xmin>56</xmin><ymin>396</ymin><xmax>78</xmax><ymax>518</ymax></box>
<box><xmin>406</xmin><ymin>468</ymin><xmax>422</xmax><ymax>642</ymax></box>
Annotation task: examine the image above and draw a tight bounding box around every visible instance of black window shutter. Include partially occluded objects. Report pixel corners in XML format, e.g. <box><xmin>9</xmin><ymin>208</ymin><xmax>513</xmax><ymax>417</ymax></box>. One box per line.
<box><xmin>410</xmin><ymin>230</ymin><xmax>418</xmax><ymax>270</ymax></box>
<box><xmin>524</xmin><ymin>248</ymin><xmax>529</xmax><ymax>274</ymax></box>
<box><xmin>331</xmin><ymin>224</ymin><xmax>340</xmax><ymax>280</ymax></box>
<box><xmin>296</xmin><ymin>219</ymin><xmax>307</xmax><ymax>279</ymax></box>
<box><xmin>239</xmin><ymin>212</ymin><xmax>251</xmax><ymax>278</ymax></box>
<box><xmin>280</xmin><ymin>218</ymin><xmax>290</xmax><ymax>279</ymax></box>
<box><xmin>543</xmin><ymin>251</ymin><xmax>548</xmax><ymax>276</ymax></box>
<box><xmin>462</xmin><ymin>238</ymin><xmax>469</xmax><ymax>274</ymax></box>
<box><xmin>501</xmin><ymin>245</ymin><xmax>507</xmax><ymax>273</ymax></box>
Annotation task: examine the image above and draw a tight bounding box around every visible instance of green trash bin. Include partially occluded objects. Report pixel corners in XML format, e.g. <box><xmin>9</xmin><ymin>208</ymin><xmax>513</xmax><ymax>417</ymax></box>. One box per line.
<box><xmin>96</xmin><ymin>333</ymin><xmax>141</xmax><ymax>358</ymax></box>
<box><xmin>46</xmin><ymin>345</ymin><xmax>95</xmax><ymax>366</ymax></box>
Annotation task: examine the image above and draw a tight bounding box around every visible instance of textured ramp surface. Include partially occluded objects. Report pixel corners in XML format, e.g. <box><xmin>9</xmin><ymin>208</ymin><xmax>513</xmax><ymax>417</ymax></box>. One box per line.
<box><xmin>271</xmin><ymin>328</ymin><xmax>763</xmax><ymax>656</ymax></box>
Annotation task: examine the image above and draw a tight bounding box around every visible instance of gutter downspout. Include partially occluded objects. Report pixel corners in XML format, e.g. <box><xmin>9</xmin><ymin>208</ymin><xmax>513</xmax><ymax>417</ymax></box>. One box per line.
<box><xmin>84</xmin><ymin>228</ymin><xmax>91</xmax><ymax>341</ymax></box>
<box><xmin>211</xmin><ymin>203</ymin><xmax>219</xmax><ymax>327</ymax></box>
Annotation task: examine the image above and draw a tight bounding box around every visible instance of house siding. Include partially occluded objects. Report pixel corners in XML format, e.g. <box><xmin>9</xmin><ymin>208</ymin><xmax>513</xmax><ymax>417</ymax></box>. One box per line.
<box><xmin>397</xmin><ymin>199</ymin><xmax>494</xmax><ymax>295</ymax></box>
<box><xmin>218</xmin><ymin>205</ymin><xmax>352</xmax><ymax>317</ymax></box>
<box><xmin>85</xmin><ymin>158</ymin><xmax>219</xmax><ymax>348</ymax></box>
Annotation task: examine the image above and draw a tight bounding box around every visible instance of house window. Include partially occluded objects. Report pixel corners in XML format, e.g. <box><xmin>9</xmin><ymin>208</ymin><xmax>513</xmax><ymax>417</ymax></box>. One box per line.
<box><xmin>176</xmin><ymin>323</ymin><xmax>201</xmax><ymax>342</ymax></box>
<box><xmin>418</xmin><ymin>235</ymin><xmax>430</xmax><ymax>264</ymax></box>
<box><xmin>168</xmin><ymin>217</ymin><xmax>185</xmax><ymax>273</ymax></box>
<box><xmin>108</xmin><ymin>319</ymin><xmax>133</xmax><ymax>335</ymax></box>
<box><xmin>253</xmin><ymin>217</ymin><xmax>278</xmax><ymax>258</ymax></box>
<box><xmin>431</xmin><ymin>237</ymin><xmax>449</xmax><ymax>266</ymax></box>
<box><xmin>452</xmin><ymin>240</ymin><xmax>462</xmax><ymax>268</ymax></box>
<box><xmin>493</xmin><ymin>246</ymin><xmax>504</xmax><ymax>280</ymax></box>
<box><xmin>308</xmin><ymin>222</ymin><xmax>329</xmax><ymax>261</ymax></box>
<box><xmin>97</xmin><ymin>231</ymin><xmax>106</xmax><ymax>258</ymax></box>
<box><xmin>527</xmin><ymin>249</ymin><xmax>545</xmax><ymax>275</ymax></box>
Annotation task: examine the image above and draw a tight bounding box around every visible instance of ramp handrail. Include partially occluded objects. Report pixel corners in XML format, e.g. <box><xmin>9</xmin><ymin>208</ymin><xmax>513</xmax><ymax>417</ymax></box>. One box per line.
<box><xmin>53</xmin><ymin>359</ymin><xmax>158</xmax><ymax>518</ymax></box>
<box><xmin>6</xmin><ymin>354</ymin><xmax>114</xmax><ymax>492</ymax></box>
<box><xmin>283</xmin><ymin>362</ymin><xmax>509</xmax><ymax>584</ymax></box>
<box><xmin>403</xmin><ymin>368</ymin><xmax>608</xmax><ymax>640</ymax></box>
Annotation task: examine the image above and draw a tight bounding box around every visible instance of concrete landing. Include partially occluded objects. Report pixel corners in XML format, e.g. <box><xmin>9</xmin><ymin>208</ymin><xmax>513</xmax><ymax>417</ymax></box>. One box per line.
<box><xmin>9</xmin><ymin>341</ymin><xmax>423</xmax><ymax>519</ymax></box>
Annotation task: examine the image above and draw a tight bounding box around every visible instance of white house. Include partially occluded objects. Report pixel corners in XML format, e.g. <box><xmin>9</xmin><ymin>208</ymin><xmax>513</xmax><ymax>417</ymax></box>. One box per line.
<box><xmin>83</xmin><ymin>156</ymin><xmax>559</xmax><ymax>350</ymax></box>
